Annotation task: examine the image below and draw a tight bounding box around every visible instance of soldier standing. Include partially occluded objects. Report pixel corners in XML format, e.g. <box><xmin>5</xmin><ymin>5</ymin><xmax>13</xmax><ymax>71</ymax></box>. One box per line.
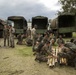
<box><xmin>26</xmin><ymin>28</ymin><xmax>31</xmax><ymax>38</ymax></box>
<box><xmin>31</xmin><ymin>26</ymin><xmax>37</xmax><ymax>51</ymax></box>
<box><xmin>9</xmin><ymin>25</ymin><xmax>15</xmax><ymax>48</ymax></box>
<box><xmin>3</xmin><ymin>25</ymin><xmax>9</xmax><ymax>47</ymax></box>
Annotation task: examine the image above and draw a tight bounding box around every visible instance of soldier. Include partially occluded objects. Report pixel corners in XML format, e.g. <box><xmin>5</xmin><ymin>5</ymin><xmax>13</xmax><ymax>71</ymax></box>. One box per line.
<box><xmin>31</xmin><ymin>27</ymin><xmax>36</xmax><ymax>40</ymax></box>
<box><xmin>63</xmin><ymin>42</ymin><xmax>76</xmax><ymax>68</ymax></box>
<box><xmin>9</xmin><ymin>25</ymin><xmax>15</xmax><ymax>48</ymax></box>
<box><xmin>17</xmin><ymin>34</ymin><xmax>23</xmax><ymax>45</ymax></box>
<box><xmin>48</xmin><ymin>39</ymin><xmax>55</xmax><ymax>52</ymax></box>
<box><xmin>57</xmin><ymin>35</ymin><xmax>65</xmax><ymax>47</ymax></box>
<box><xmin>42</xmin><ymin>34</ymin><xmax>49</xmax><ymax>44</ymax></box>
<box><xmin>3</xmin><ymin>25</ymin><xmax>9</xmax><ymax>47</ymax></box>
<box><xmin>17</xmin><ymin>34</ymin><xmax>25</xmax><ymax>45</ymax></box>
<box><xmin>37</xmin><ymin>33</ymin><xmax>43</xmax><ymax>42</ymax></box>
<box><xmin>31</xmin><ymin>26</ymin><xmax>37</xmax><ymax>51</ymax></box>
<box><xmin>49</xmin><ymin>33</ymin><xmax>53</xmax><ymax>40</ymax></box>
<box><xmin>35</xmin><ymin>41</ymin><xmax>50</xmax><ymax>62</ymax></box>
<box><xmin>25</xmin><ymin>35</ymin><xmax>32</xmax><ymax>46</ymax></box>
<box><xmin>26</xmin><ymin>28</ymin><xmax>31</xmax><ymax>38</ymax></box>
<box><xmin>57</xmin><ymin>43</ymin><xmax>70</xmax><ymax>66</ymax></box>
<box><xmin>47</xmin><ymin>39</ymin><xmax>57</xmax><ymax>68</ymax></box>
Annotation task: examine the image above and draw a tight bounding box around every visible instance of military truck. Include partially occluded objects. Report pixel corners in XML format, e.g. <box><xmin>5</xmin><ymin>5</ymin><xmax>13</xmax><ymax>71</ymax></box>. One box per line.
<box><xmin>7</xmin><ymin>16</ymin><xmax>27</xmax><ymax>36</ymax></box>
<box><xmin>32</xmin><ymin>16</ymin><xmax>48</xmax><ymax>34</ymax></box>
<box><xmin>51</xmin><ymin>13</ymin><xmax>76</xmax><ymax>37</ymax></box>
<box><xmin>0</xmin><ymin>19</ymin><xmax>6</xmax><ymax>38</ymax></box>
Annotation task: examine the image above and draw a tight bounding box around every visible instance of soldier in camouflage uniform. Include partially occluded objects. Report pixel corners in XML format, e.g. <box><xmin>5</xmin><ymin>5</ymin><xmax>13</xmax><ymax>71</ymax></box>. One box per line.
<box><xmin>9</xmin><ymin>25</ymin><xmax>15</xmax><ymax>48</ymax></box>
<box><xmin>35</xmin><ymin>41</ymin><xmax>50</xmax><ymax>62</ymax></box>
<box><xmin>26</xmin><ymin>28</ymin><xmax>31</xmax><ymax>38</ymax></box>
<box><xmin>3</xmin><ymin>25</ymin><xmax>9</xmax><ymax>47</ymax></box>
<box><xmin>57</xmin><ymin>44</ymin><xmax>69</xmax><ymax>66</ymax></box>
<box><xmin>31</xmin><ymin>27</ymin><xmax>37</xmax><ymax>51</ymax></box>
<box><xmin>17</xmin><ymin>34</ymin><xmax>23</xmax><ymax>45</ymax></box>
<box><xmin>57</xmin><ymin>35</ymin><xmax>65</xmax><ymax>47</ymax></box>
<box><xmin>41</xmin><ymin>33</ymin><xmax>49</xmax><ymax>44</ymax></box>
<box><xmin>25</xmin><ymin>35</ymin><xmax>32</xmax><ymax>46</ymax></box>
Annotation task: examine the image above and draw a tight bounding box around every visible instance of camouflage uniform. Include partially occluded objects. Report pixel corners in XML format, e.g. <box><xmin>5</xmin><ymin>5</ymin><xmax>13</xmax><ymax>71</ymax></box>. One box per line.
<box><xmin>26</xmin><ymin>28</ymin><xmax>31</xmax><ymax>38</ymax></box>
<box><xmin>3</xmin><ymin>25</ymin><xmax>9</xmax><ymax>46</ymax></box>
<box><xmin>17</xmin><ymin>34</ymin><xmax>23</xmax><ymax>45</ymax></box>
<box><xmin>9</xmin><ymin>26</ymin><xmax>15</xmax><ymax>48</ymax></box>
<box><xmin>57</xmin><ymin>35</ymin><xmax>65</xmax><ymax>47</ymax></box>
<box><xmin>35</xmin><ymin>42</ymin><xmax>50</xmax><ymax>62</ymax></box>
<box><xmin>42</xmin><ymin>34</ymin><xmax>49</xmax><ymax>44</ymax></box>
<box><xmin>26</xmin><ymin>36</ymin><xmax>32</xmax><ymax>46</ymax></box>
<box><xmin>37</xmin><ymin>34</ymin><xmax>43</xmax><ymax>42</ymax></box>
<box><xmin>31</xmin><ymin>28</ymin><xmax>37</xmax><ymax>51</ymax></box>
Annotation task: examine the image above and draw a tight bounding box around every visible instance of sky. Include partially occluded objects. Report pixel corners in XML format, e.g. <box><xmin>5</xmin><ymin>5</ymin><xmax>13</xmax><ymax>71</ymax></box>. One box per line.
<box><xmin>0</xmin><ymin>0</ymin><xmax>61</xmax><ymax>21</ymax></box>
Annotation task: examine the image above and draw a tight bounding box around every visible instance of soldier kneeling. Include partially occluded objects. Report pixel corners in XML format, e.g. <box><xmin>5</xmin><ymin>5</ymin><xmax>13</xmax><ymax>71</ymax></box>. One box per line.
<box><xmin>25</xmin><ymin>36</ymin><xmax>32</xmax><ymax>46</ymax></box>
<box><xmin>17</xmin><ymin>34</ymin><xmax>24</xmax><ymax>45</ymax></box>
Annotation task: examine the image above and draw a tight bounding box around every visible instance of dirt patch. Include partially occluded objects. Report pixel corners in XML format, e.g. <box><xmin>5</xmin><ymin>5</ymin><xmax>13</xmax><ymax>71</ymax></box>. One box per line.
<box><xmin>8</xmin><ymin>70</ymin><xmax>24</xmax><ymax>75</ymax></box>
<box><xmin>3</xmin><ymin>57</ymin><xmax>9</xmax><ymax>59</ymax></box>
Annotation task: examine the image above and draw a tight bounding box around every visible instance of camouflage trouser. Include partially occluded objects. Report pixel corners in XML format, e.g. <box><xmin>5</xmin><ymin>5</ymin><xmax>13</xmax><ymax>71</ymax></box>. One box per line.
<box><xmin>35</xmin><ymin>53</ymin><xmax>48</xmax><ymax>62</ymax></box>
<box><xmin>32</xmin><ymin>37</ymin><xmax>37</xmax><ymax>51</ymax></box>
<box><xmin>4</xmin><ymin>36</ymin><xmax>9</xmax><ymax>46</ymax></box>
<box><xmin>9</xmin><ymin>34</ymin><xmax>15</xmax><ymax>47</ymax></box>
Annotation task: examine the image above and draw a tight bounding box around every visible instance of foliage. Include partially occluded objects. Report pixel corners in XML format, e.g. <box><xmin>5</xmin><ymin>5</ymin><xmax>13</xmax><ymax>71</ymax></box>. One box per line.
<box><xmin>58</xmin><ymin>0</ymin><xmax>76</xmax><ymax>14</ymax></box>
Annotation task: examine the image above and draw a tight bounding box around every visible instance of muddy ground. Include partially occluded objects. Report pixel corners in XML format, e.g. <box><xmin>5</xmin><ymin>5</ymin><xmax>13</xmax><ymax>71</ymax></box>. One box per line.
<box><xmin>0</xmin><ymin>38</ymin><xmax>76</xmax><ymax>75</ymax></box>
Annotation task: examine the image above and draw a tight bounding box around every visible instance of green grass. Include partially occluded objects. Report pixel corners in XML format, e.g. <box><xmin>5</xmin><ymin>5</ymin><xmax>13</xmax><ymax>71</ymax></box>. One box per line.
<box><xmin>17</xmin><ymin>46</ymin><xmax>33</xmax><ymax>57</ymax></box>
<box><xmin>72</xmin><ymin>32</ymin><xmax>76</xmax><ymax>38</ymax></box>
<box><xmin>16</xmin><ymin>32</ymin><xmax>76</xmax><ymax>57</ymax></box>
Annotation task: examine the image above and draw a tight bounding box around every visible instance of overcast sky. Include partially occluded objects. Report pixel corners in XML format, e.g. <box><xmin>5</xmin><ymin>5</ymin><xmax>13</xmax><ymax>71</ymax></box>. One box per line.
<box><xmin>0</xmin><ymin>0</ymin><xmax>61</xmax><ymax>21</ymax></box>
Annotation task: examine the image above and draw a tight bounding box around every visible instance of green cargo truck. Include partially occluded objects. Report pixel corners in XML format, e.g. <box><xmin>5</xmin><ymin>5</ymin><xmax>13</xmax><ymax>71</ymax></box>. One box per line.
<box><xmin>51</xmin><ymin>13</ymin><xmax>76</xmax><ymax>37</ymax></box>
<box><xmin>32</xmin><ymin>16</ymin><xmax>48</xmax><ymax>34</ymax></box>
<box><xmin>7</xmin><ymin>16</ymin><xmax>27</xmax><ymax>36</ymax></box>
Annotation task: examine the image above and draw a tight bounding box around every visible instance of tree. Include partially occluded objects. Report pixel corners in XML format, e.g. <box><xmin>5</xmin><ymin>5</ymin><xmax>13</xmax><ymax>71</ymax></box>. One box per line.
<box><xmin>58</xmin><ymin>0</ymin><xmax>76</xmax><ymax>14</ymax></box>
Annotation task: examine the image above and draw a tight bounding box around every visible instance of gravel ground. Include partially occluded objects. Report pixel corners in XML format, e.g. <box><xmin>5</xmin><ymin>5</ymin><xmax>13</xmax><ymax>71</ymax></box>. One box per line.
<box><xmin>0</xmin><ymin>38</ymin><xmax>76</xmax><ymax>75</ymax></box>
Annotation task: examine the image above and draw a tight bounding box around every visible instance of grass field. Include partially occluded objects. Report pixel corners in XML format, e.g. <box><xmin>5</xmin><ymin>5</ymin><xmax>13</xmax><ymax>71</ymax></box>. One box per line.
<box><xmin>0</xmin><ymin>32</ymin><xmax>76</xmax><ymax>75</ymax></box>
<box><xmin>17</xmin><ymin>46</ymin><xmax>33</xmax><ymax>57</ymax></box>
